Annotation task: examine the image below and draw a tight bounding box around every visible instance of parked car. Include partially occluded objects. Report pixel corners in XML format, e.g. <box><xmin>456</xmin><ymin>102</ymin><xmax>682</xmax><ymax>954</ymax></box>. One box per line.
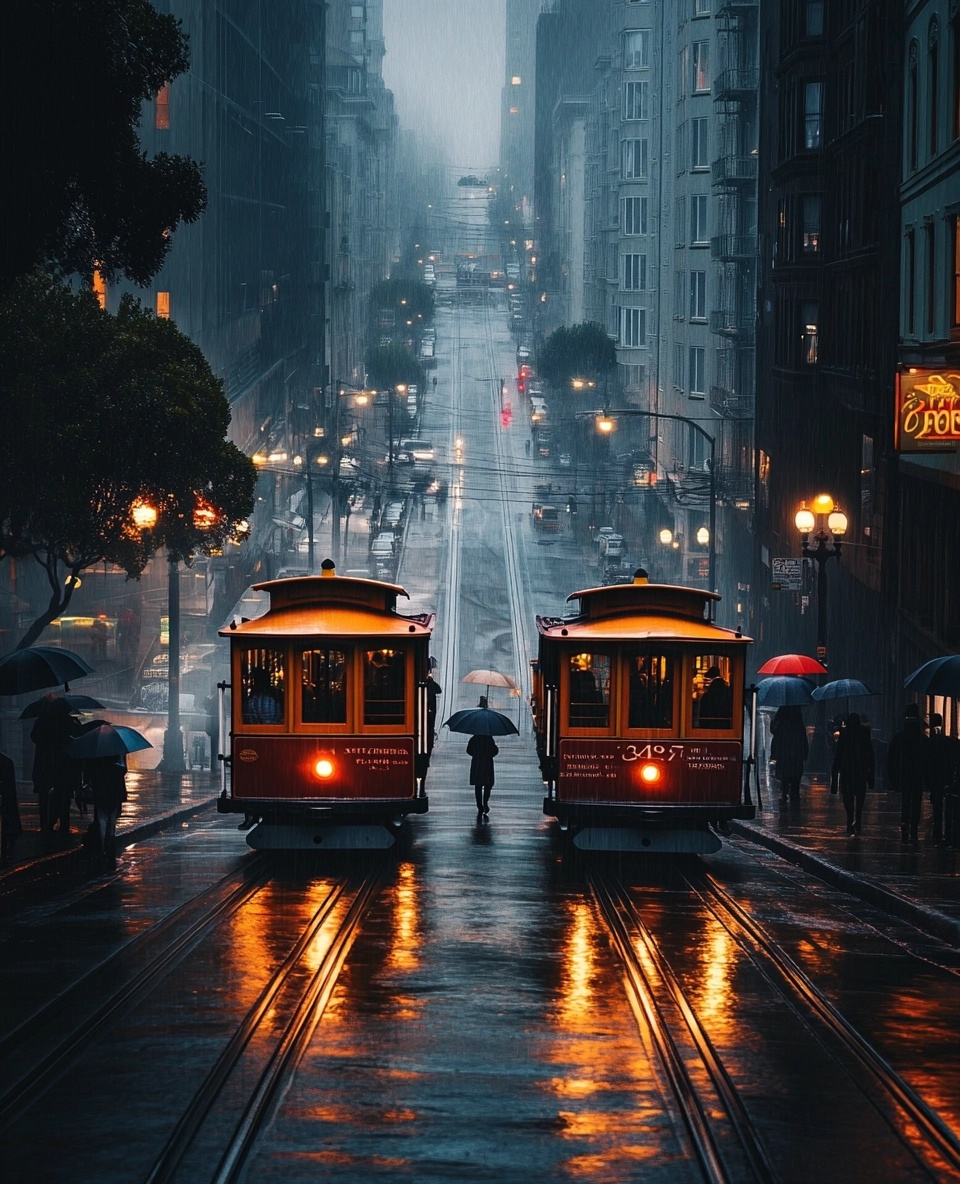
<box><xmin>399</xmin><ymin>439</ymin><xmax>435</xmax><ymax>464</ymax></box>
<box><xmin>371</xmin><ymin>532</ymin><xmax>397</xmax><ymax>559</ymax></box>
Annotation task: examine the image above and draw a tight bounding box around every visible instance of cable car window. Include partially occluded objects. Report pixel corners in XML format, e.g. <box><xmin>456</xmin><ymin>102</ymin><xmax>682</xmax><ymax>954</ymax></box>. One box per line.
<box><xmin>301</xmin><ymin>648</ymin><xmax>348</xmax><ymax>723</ymax></box>
<box><xmin>626</xmin><ymin>651</ymin><xmax>675</xmax><ymax>728</ymax></box>
<box><xmin>568</xmin><ymin>652</ymin><xmax>610</xmax><ymax>727</ymax></box>
<box><xmin>693</xmin><ymin>656</ymin><xmax>733</xmax><ymax>729</ymax></box>
<box><xmin>241</xmin><ymin>648</ymin><xmax>285</xmax><ymax>725</ymax></box>
<box><xmin>364</xmin><ymin>648</ymin><xmax>406</xmax><ymax>725</ymax></box>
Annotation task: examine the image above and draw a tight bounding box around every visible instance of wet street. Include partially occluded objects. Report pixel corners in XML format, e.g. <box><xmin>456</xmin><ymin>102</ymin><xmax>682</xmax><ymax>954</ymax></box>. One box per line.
<box><xmin>2</xmin><ymin>216</ymin><xmax>960</xmax><ymax>1182</ymax></box>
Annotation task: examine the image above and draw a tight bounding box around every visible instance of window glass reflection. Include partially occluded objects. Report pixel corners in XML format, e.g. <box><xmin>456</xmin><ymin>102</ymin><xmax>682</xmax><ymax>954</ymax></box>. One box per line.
<box><xmin>568</xmin><ymin>653</ymin><xmax>610</xmax><ymax>728</ymax></box>
<box><xmin>241</xmin><ymin>648</ymin><xmax>284</xmax><ymax>725</ymax></box>
<box><xmin>302</xmin><ymin>648</ymin><xmax>348</xmax><ymax>723</ymax></box>
<box><xmin>364</xmin><ymin>648</ymin><xmax>406</xmax><ymax>725</ymax></box>
<box><xmin>693</xmin><ymin>656</ymin><xmax>733</xmax><ymax>729</ymax></box>
<box><xmin>626</xmin><ymin>652</ymin><xmax>674</xmax><ymax>728</ymax></box>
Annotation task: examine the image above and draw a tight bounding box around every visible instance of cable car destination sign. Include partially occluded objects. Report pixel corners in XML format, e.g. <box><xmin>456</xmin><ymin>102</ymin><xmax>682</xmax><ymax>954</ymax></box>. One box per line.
<box><xmin>895</xmin><ymin>369</ymin><xmax>960</xmax><ymax>453</ymax></box>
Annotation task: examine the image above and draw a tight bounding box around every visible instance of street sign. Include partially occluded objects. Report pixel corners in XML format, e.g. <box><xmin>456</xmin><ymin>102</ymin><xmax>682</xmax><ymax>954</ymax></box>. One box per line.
<box><xmin>771</xmin><ymin>558</ymin><xmax>803</xmax><ymax>591</ymax></box>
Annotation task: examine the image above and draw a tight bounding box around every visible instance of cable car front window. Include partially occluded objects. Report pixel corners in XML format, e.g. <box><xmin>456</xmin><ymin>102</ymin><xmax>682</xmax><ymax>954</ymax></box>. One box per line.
<box><xmin>626</xmin><ymin>651</ymin><xmax>674</xmax><ymax>728</ymax></box>
<box><xmin>568</xmin><ymin>652</ymin><xmax>610</xmax><ymax>728</ymax></box>
<box><xmin>693</xmin><ymin>655</ymin><xmax>733</xmax><ymax>729</ymax></box>
<box><xmin>241</xmin><ymin>648</ymin><xmax>285</xmax><ymax>725</ymax></box>
<box><xmin>364</xmin><ymin>648</ymin><xmax>406</xmax><ymax>725</ymax></box>
<box><xmin>301</xmin><ymin>648</ymin><xmax>348</xmax><ymax>723</ymax></box>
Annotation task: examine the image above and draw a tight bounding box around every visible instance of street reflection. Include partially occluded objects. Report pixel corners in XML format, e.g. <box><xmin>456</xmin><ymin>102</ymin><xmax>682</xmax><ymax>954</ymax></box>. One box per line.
<box><xmin>382</xmin><ymin>861</ymin><xmax>422</xmax><ymax>976</ymax></box>
<box><xmin>691</xmin><ymin>923</ymin><xmax>736</xmax><ymax>1030</ymax></box>
<box><xmin>557</xmin><ymin>900</ymin><xmax>596</xmax><ymax>1029</ymax></box>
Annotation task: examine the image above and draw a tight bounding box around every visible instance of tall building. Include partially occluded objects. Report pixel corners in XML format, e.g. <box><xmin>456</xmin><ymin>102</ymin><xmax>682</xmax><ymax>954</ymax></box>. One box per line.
<box><xmin>501</xmin><ymin>0</ymin><xmax>545</xmax><ymax>228</ymax></box>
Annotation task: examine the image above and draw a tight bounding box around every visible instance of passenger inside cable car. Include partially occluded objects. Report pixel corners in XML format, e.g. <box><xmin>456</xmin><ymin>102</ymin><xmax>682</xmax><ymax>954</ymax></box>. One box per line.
<box><xmin>364</xmin><ymin>648</ymin><xmax>405</xmax><ymax>725</ymax></box>
<box><xmin>693</xmin><ymin>657</ymin><xmax>733</xmax><ymax>729</ymax></box>
<box><xmin>241</xmin><ymin>651</ymin><xmax>284</xmax><ymax>725</ymax></box>
<box><xmin>301</xmin><ymin>647</ymin><xmax>347</xmax><ymax>723</ymax></box>
<box><xmin>627</xmin><ymin>651</ymin><xmax>675</xmax><ymax>729</ymax></box>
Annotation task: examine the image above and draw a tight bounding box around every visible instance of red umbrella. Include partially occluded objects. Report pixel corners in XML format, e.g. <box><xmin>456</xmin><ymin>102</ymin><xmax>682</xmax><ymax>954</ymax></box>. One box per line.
<box><xmin>757</xmin><ymin>653</ymin><xmax>827</xmax><ymax>676</ymax></box>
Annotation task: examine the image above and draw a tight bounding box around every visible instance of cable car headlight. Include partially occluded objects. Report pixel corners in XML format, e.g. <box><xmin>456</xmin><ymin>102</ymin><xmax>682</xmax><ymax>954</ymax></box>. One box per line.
<box><xmin>639</xmin><ymin>763</ymin><xmax>662</xmax><ymax>785</ymax></box>
<box><xmin>314</xmin><ymin>757</ymin><xmax>336</xmax><ymax>780</ymax></box>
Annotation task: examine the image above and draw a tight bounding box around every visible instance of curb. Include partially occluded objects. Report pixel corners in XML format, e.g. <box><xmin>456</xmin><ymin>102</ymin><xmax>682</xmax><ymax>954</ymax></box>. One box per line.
<box><xmin>730</xmin><ymin>820</ymin><xmax>960</xmax><ymax>948</ymax></box>
<box><xmin>0</xmin><ymin>799</ymin><xmax>218</xmax><ymax>892</ymax></box>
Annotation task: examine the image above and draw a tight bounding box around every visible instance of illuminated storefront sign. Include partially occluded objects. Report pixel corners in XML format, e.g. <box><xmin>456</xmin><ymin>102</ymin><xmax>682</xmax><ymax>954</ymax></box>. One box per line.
<box><xmin>896</xmin><ymin>370</ymin><xmax>960</xmax><ymax>453</ymax></box>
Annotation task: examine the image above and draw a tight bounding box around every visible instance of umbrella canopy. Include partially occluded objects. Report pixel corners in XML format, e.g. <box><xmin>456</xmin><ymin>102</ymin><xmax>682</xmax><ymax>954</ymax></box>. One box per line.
<box><xmin>756</xmin><ymin>677</ymin><xmax>814</xmax><ymax>708</ymax></box>
<box><xmin>811</xmin><ymin>679</ymin><xmax>876</xmax><ymax>702</ymax></box>
<box><xmin>757</xmin><ymin>653</ymin><xmax>827</xmax><ymax>676</ymax></box>
<box><xmin>904</xmin><ymin>655</ymin><xmax>960</xmax><ymax>697</ymax></box>
<box><xmin>461</xmin><ymin>669</ymin><xmax>518</xmax><ymax>690</ymax></box>
<box><xmin>19</xmin><ymin>692</ymin><xmax>105</xmax><ymax>720</ymax></box>
<box><xmin>443</xmin><ymin>708</ymin><xmax>519</xmax><ymax>737</ymax></box>
<box><xmin>67</xmin><ymin>723</ymin><xmax>152</xmax><ymax>760</ymax></box>
<box><xmin>0</xmin><ymin>646</ymin><xmax>94</xmax><ymax>695</ymax></box>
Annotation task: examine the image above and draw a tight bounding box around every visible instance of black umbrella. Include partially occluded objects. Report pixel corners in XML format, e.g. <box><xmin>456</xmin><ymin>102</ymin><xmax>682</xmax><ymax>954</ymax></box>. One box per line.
<box><xmin>0</xmin><ymin>646</ymin><xmax>94</xmax><ymax>695</ymax></box>
<box><xmin>904</xmin><ymin>655</ymin><xmax>960</xmax><ymax>697</ymax></box>
<box><xmin>67</xmin><ymin>723</ymin><xmax>152</xmax><ymax>760</ymax></box>
<box><xmin>443</xmin><ymin>708</ymin><xmax>519</xmax><ymax>737</ymax></box>
<box><xmin>19</xmin><ymin>692</ymin><xmax>105</xmax><ymax>719</ymax></box>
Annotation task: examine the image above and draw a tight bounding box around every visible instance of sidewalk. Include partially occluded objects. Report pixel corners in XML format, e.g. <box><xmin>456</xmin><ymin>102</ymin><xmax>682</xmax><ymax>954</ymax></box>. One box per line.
<box><xmin>0</xmin><ymin>766</ymin><xmax>220</xmax><ymax>887</ymax></box>
<box><xmin>733</xmin><ymin>775</ymin><xmax>960</xmax><ymax>946</ymax></box>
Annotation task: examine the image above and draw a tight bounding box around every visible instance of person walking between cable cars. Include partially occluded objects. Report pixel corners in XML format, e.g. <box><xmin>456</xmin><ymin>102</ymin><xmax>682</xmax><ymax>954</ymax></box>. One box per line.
<box><xmin>770</xmin><ymin>705</ymin><xmax>808</xmax><ymax>803</ymax></box>
<box><xmin>830</xmin><ymin>712</ymin><xmax>875</xmax><ymax>836</ymax></box>
<box><xmin>467</xmin><ymin>700</ymin><xmax>498</xmax><ymax>818</ymax></box>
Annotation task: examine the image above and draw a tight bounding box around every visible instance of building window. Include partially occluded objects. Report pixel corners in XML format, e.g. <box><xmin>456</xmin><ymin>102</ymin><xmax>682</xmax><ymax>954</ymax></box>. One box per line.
<box><xmin>908</xmin><ymin>41</ymin><xmax>920</xmax><ymax>171</ymax></box>
<box><xmin>926</xmin><ymin>223</ymin><xmax>937</xmax><ymax>335</ymax></box>
<box><xmin>906</xmin><ymin>229</ymin><xmax>916</xmax><ymax>337</ymax></box>
<box><xmin>805</xmin><ymin>1</ymin><xmax>824</xmax><ymax>37</ymax></box>
<box><xmin>690</xmin><ymin>271</ymin><xmax>706</xmax><ymax>321</ymax></box>
<box><xmin>676</xmin><ymin>122</ymin><xmax>687</xmax><ymax>174</ymax></box>
<box><xmin>801</xmin><ymin>195</ymin><xmax>821</xmax><ymax>254</ymax></box>
<box><xmin>674</xmin><ymin>342</ymin><xmax>685</xmax><ymax>391</ymax></box>
<box><xmin>804</xmin><ymin>82</ymin><xmax>822</xmax><ymax>149</ymax></box>
<box><xmin>689</xmin><ymin>346</ymin><xmax>705</xmax><ymax>398</ymax></box>
<box><xmin>620</xmin><ymin>307</ymin><xmax>646</xmax><ymax>348</ymax></box>
<box><xmin>674</xmin><ymin>270</ymin><xmax>685</xmax><ymax>319</ymax></box>
<box><xmin>801</xmin><ymin>301</ymin><xmax>819</xmax><ymax>364</ymax></box>
<box><xmin>691</xmin><ymin>117</ymin><xmax>709</xmax><ymax>169</ymax></box>
<box><xmin>622</xmin><ymin>253</ymin><xmax>647</xmax><ymax>291</ymax></box>
<box><xmin>156</xmin><ymin>292</ymin><xmax>170</xmax><ymax>319</ymax></box>
<box><xmin>621</xmin><ymin>138</ymin><xmax>649</xmax><ymax>180</ymax></box>
<box><xmin>624</xmin><ymin>80</ymin><xmax>649</xmax><ymax>121</ymax></box>
<box><xmin>621</xmin><ymin>196</ymin><xmax>648</xmax><ymax>235</ymax></box>
<box><xmin>624</xmin><ymin>29</ymin><xmax>651</xmax><ymax>70</ymax></box>
<box><xmin>691</xmin><ymin>195</ymin><xmax>708</xmax><ymax>245</ymax></box>
<box><xmin>675</xmin><ymin>196</ymin><xmax>686</xmax><ymax>246</ymax></box>
<box><xmin>952</xmin><ymin>217</ymin><xmax>960</xmax><ymax>329</ymax></box>
<box><xmin>694</xmin><ymin>0</ymin><xmax>711</xmax><ymax>15</ymax></box>
<box><xmin>512</xmin><ymin>75</ymin><xmax>522</xmax><ymax>86</ymax></box>
<box><xmin>692</xmin><ymin>41</ymin><xmax>710</xmax><ymax>93</ymax></box>
<box><xmin>929</xmin><ymin>18</ymin><xmax>940</xmax><ymax>156</ymax></box>
<box><xmin>155</xmin><ymin>83</ymin><xmax>170</xmax><ymax>131</ymax></box>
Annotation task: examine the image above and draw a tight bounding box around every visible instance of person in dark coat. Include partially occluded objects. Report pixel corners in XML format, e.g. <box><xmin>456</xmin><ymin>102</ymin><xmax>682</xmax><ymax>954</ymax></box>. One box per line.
<box><xmin>0</xmin><ymin>749</ymin><xmax>23</xmax><ymax>863</ymax></box>
<box><xmin>927</xmin><ymin>713</ymin><xmax>958</xmax><ymax>846</ymax></box>
<box><xmin>467</xmin><ymin>733</ymin><xmax>499</xmax><ymax>816</ymax></box>
<box><xmin>30</xmin><ymin>698</ymin><xmax>81</xmax><ymax>834</ymax></box>
<box><xmin>770</xmin><ymin>705</ymin><xmax>808</xmax><ymax>802</ymax></box>
<box><xmin>830</xmin><ymin>712</ymin><xmax>875</xmax><ymax>835</ymax></box>
<box><xmin>887</xmin><ymin>704</ymin><xmax>930</xmax><ymax>846</ymax></box>
<box><xmin>87</xmin><ymin>756</ymin><xmax>127</xmax><ymax>872</ymax></box>
<box><xmin>698</xmin><ymin>665</ymin><xmax>732</xmax><ymax>728</ymax></box>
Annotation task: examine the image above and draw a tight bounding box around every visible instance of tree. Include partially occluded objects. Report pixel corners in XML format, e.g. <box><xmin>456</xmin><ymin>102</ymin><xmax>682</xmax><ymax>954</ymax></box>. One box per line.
<box><xmin>0</xmin><ymin>275</ymin><xmax>257</xmax><ymax>648</ymax></box>
<box><xmin>1</xmin><ymin>0</ymin><xmax>206</xmax><ymax>288</ymax></box>
<box><xmin>538</xmin><ymin>322</ymin><xmax>617</xmax><ymax>391</ymax></box>
<box><xmin>364</xmin><ymin>342</ymin><xmax>424</xmax><ymax>392</ymax></box>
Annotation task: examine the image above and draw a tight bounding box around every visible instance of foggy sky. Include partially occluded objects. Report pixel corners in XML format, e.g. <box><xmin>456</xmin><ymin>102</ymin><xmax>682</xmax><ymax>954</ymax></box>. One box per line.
<box><xmin>382</xmin><ymin>0</ymin><xmax>505</xmax><ymax>172</ymax></box>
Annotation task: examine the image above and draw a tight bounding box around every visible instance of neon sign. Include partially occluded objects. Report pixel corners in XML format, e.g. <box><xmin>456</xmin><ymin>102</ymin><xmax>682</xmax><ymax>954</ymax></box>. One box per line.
<box><xmin>896</xmin><ymin>370</ymin><xmax>960</xmax><ymax>453</ymax></box>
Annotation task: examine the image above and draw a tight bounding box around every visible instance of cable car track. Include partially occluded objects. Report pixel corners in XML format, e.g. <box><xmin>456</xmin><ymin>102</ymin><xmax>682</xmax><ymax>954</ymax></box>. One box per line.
<box><xmin>591</xmin><ymin>864</ymin><xmax>960</xmax><ymax>1182</ymax></box>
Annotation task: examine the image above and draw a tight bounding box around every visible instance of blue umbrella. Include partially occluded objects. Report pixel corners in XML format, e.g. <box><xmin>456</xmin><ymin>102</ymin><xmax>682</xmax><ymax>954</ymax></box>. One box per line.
<box><xmin>67</xmin><ymin>723</ymin><xmax>152</xmax><ymax>759</ymax></box>
<box><xmin>811</xmin><ymin>679</ymin><xmax>876</xmax><ymax>702</ymax></box>
<box><xmin>443</xmin><ymin>708</ymin><xmax>518</xmax><ymax>736</ymax></box>
<box><xmin>904</xmin><ymin>655</ymin><xmax>960</xmax><ymax>697</ymax></box>
<box><xmin>755</xmin><ymin>676</ymin><xmax>814</xmax><ymax>708</ymax></box>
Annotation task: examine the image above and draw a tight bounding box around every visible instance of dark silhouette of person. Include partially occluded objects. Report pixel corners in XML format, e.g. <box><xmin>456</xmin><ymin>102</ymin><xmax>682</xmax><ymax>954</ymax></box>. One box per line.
<box><xmin>30</xmin><ymin>698</ymin><xmax>81</xmax><ymax>834</ymax></box>
<box><xmin>202</xmin><ymin>692</ymin><xmax>219</xmax><ymax>771</ymax></box>
<box><xmin>425</xmin><ymin>672</ymin><xmax>442</xmax><ymax>754</ymax></box>
<box><xmin>467</xmin><ymin>732</ymin><xmax>499</xmax><ymax>817</ymax></box>
<box><xmin>770</xmin><ymin>705</ymin><xmax>809</xmax><ymax>802</ymax></box>
<box><xmin>887</xmin><ymin>704</ymin><xmax>930</xmax><ymax>846</ymax></box>
<box><xmin>698</xmin><ymin>665</ymin><xmax>732</xmax><ymax>728</ymax></box>
<box><xmin>830</xmin><ymin>712</ymin><xmax>875</xmax><ymax>835</ymax></box>
<box><xmin>927</xmin><ymin>713</ymin><xmax>958</xmax><ymax>846</ymax></box>
<box><xmin>244</xmin><ymin>669</ymin><xmax>283</xmax><ymax>724</ymax></box>
<box><xmin>0</xmin><ymin>748</ymin><xmax>22</xmax><ymax>863</ymax></box>
<box><xmin>87</xmin><ymin>756</ymin><xmax>127</xmax><ymax>872</ymax></box>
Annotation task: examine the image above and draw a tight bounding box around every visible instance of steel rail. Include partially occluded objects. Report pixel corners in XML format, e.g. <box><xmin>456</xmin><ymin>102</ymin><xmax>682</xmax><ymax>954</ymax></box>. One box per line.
<box><xmin>212</xmin><ymin>868</ymin><xmax>385</xmax><ymax>1184</ymax></box>
<box><xmin>0</xmin><ymin>859</ymin><xmax>272</xmax><ymax>1129</ymax></box>
<box><xmin>143</xmin><ymin>878</ymin><xmax>350</xmax><ymax>1183</ymax></box>
<box><xmin>692</xmin><ymin>870</ymin><xmax>960</xmax><ymax>1180</ymax></box>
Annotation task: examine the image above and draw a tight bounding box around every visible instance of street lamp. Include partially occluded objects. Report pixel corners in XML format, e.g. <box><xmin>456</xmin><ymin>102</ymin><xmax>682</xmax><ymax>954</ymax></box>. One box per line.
<box><xmin>794</xmin><ymin>494</ymin><xmax>847</xmax><ymax>667</ymax></box>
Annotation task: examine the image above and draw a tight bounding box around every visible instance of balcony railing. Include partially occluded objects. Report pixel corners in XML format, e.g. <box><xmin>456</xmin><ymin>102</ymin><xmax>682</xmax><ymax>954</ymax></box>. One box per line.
<box><xmin>710</xmin><ymin>384</ymin><xmax>755</xmax><ymax>418</ymax></box>
<box><xmin>713</xmin><ymin>68</ymin><xmax>759</xmax><ymax>99</ymax></box>
<box><xmin>711</xmin><ymin>154</ymin><xmax>759</xmax><ymax>187</ymax></box>
<box><xmin>709</xmin><ymin>308</ymin><xmax>755</xmax><ymax>340</ymax></box>
<box><xmin>710</xmin><ymin>234</ymin><xmax>756</xmax><ymax>261</ymax></box>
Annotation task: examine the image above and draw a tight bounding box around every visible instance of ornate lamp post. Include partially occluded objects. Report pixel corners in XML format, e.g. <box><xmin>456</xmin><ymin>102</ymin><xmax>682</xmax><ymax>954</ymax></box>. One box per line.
<box><xmin>795</xmin><ymin>493</ymin><xmax>847</xmax><ymax>668</ymax></box>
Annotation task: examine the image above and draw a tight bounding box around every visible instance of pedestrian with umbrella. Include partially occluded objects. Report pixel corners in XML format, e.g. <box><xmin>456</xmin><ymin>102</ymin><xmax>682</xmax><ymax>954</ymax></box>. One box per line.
<box><xmin>830</xmin><ymin>712</ymin><xmax>875</xmax><ymax>836</ymax></box>
<box><xmin>887</xmin><ymin>705</ymin><xmax>930</xmax><ymax>847</ymax></box>
<box><xmin>443</xmin><ymin>697</ymin><xmax>517</xmax><ymax>820</ymax></box>
<box><xmin>67</xmin><ymin>723</ymin><xmax>152</xmax><ymax>872</ymax></box>
<box><xmin>30</xmin><ymin>696</ymin><xmax>82</xmax><ymax>835</ymax></box>
<box><xmin>770</xmin><ymin>705</ymin><xmax>809</xmax><ymax>803</ymax></box>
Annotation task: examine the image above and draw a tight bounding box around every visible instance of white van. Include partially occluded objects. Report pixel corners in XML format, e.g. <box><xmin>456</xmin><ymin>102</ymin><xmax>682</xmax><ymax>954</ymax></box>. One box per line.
<box><xmin>371</xmin><ymin>532</ymin><xmax>396</xmax><ymax>559</ymax></box>
<box><xmin>399</xmin><ymin>439</ymin><xmax>435</xmax><ymax>464</ymax></box>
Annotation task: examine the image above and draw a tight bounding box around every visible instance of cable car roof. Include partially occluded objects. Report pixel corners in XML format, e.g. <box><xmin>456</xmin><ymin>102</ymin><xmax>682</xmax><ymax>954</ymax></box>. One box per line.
<box><xmin>536</xmin><ymin>612</ymin><xmax>749</xmax><ymax>644</ymax></box>
<box><xmin>221</xmin><ymin>604</ymin><xmax>435</xmax><ymax>639</ymax></box>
